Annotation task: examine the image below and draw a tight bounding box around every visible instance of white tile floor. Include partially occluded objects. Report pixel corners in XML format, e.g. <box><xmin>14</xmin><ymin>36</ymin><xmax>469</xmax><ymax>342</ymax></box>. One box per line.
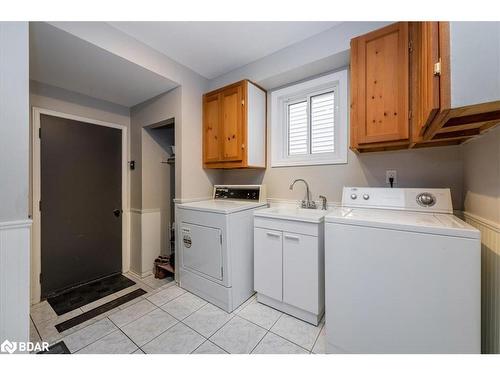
<box><xmin>30</xmin><ymin>273</ymin><xmax>326</xmax><ymax>354</ymax></box>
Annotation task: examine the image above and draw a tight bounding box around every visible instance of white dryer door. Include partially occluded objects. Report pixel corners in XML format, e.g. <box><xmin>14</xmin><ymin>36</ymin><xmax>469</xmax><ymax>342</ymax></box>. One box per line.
<box><xmin>181</xmin><ymin>223</ymin><xmax>223</xmax><ymax>281</ymax></box>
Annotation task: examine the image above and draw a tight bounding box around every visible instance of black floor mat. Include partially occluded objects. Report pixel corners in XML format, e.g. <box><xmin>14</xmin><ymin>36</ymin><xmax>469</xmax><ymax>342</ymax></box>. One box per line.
<box><xmin>55</xmin><ymin>288</ymin><xmax>147</xmax><ymax>333</ymax></box>
<box><xmin>47</xmin><ymin>274</ymin><xmax>136</xmax><ymax>315</ymax></box>
<box><xmin>37</xmin><ymin>341</ymin><xmax>70</xmax><ymax>354</ymax></box>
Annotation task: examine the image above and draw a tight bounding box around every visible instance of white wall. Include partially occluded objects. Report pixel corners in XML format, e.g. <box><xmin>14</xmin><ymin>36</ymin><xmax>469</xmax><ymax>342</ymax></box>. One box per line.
<box><xmin>49</xmin><ymin>22</ymin><xmax>215</xmax><ymax>201</ymax></box>
<box><xmin>221</xmin><ymin>146</ymin><xmax>465</xmax><ymax>210</ymax></box>
<box><xmin>463</xmin><ymin>127</ymin><xmax>500</xmax><ymax>225</ymax></box>
<box><xmin>130</xmin><ymin>88</ymin><xmax>181</xmax><ymax>208</ymax></box>
<box><xmin>450</xmin><ymin>22</ymin><xmax>500</xmax><ymax>108</ymax></box>
<box><xmin>1</xmin><ymin>22</ymin><xmax>30</xmax><ymax>222</ymax></box>
<box><xmin>0</xmin><ymin>22</ymin><xmax>30</xmax><ymax>348</ymax></box>
<box><xmin>209</xmin><ymin>22</ymin><xmax>391</xmax><ymax>91</ymax></box>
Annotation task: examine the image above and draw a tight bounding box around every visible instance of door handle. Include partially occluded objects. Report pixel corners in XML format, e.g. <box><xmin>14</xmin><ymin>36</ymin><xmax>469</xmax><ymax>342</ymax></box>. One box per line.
<box><xmin>284</xmin><ymin>234</ymin><xmax>300</xmax><ymax>241</ymax></box>
<box><xmin>113</xmin><ymin>209</ymin><xmax>122</xmax><ymax>218</ymax></box>
<box><xmin>266</xmin><ymin>232</ymin><xmax>280</xmax><ymax>238</ymax></box>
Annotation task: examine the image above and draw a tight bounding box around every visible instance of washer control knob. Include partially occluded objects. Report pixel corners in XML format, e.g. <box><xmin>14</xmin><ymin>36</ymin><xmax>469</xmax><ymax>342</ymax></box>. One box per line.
<box><xmin>363</xmin><ymin>194</ymin><xmax>370</xmax><ymax>200</ymax></box>
<box><xmin>350</xmin><ymin>194</ymin><xmax>357</xmax><ymax>200</ymax></box>
<box><xmin>416</xmin><ymin>192</ymin><xmax>436</xmax><ymax>207</ymax></box>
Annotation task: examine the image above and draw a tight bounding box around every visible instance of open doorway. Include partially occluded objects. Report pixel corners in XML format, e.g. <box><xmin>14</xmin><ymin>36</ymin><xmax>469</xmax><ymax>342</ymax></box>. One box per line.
<box><xmin>143</xmin><ymin>118</ymin><xmax>176</xmax><ymax>277</ymax></box>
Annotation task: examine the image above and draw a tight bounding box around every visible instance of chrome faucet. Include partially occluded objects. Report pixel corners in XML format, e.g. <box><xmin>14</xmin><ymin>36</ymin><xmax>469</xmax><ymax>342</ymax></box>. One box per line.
<box><xmin>289</xmin><ymin>179</ymin><xmax>316</xmax><ymax>209</ymax></box>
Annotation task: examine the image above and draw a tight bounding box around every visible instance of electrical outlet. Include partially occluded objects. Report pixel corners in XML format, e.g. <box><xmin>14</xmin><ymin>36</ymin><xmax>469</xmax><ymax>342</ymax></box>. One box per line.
<box><xmin>386</xmin><ymin>170</ymin><xmax>397</xmax><ymax>185</ymax></box>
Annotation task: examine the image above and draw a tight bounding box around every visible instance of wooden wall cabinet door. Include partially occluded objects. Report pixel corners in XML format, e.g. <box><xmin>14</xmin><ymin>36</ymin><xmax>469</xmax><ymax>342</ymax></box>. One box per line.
<box><xmin>409</xmin><ymin>22</ymin><xmax>456</xmax><ymax>147</ymax></box>
<box><xmin>203</xmin><ymin>92</ymin><xmax>221</xmax><ymax>163</ymax></box>
<box><xmin>351</xmin><ymin>22</ymin><xmax>410</xmax><ymax>151</ymax></box>
<box><xmin>410</xmin><ymin>22</ymin><xmax>442</xmax><ymax>144</ymax></box>
<box><xmin>220</xmin><ymin>84</ymin><xmax>244</xmax><ymax>162</ymax></box>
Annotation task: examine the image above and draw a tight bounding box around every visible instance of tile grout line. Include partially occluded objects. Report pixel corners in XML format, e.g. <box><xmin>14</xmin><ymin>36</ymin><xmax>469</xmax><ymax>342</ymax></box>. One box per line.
<box><xmin>265</xmin><ymin>314</ymin><xmax>315</xmax><ymax>353</ymax></box>
<box><xmin>62</xmin><ymin>284</ymin><xmax>173</xmax><ymax>352</ymax></box>
<box><xmin>190</xmin><ymin>337</ymin><xmax>229</xmax><ymax>354</ymax></box>
<box><xmin>112</xmin><ymin>317</ymin><xmax>142</xmax><ymax>354</ymax></box>
<box><xmin>138</xmin><ymin>320</ymin><xmax>183</xmax><ymax>352</ymax></box>
<box><xmin>249</xmin><ymin>310</ymin><xmax>281</xmax><ymax>354</ymax></box>
<box><xmin>248</xmin><ymin>328</ymin><xmax>269</xmax><ymax>354</ymax></box>
<box><xmin>72</xmin><ymin>318</ymin><xmax>119</xmax><ymax>354</ymax></box>
<box><xmin>310</xmin><ymin>321</ymin><xmax>325</xmax><ymax>354</ymax></box>
<box><xmin>31</xmin><ymin>274</ymin><xmax>171</xmax><ymax>348</ymax></box>
<box><xmin>127</xmin><ymin>311</ymin><xmax>181</xmax><ymax>351</ymax></box>
<box><xmin>30</xmin><ymin>315</ymin><xmax>43</xmax><ymax>344</ymax></box>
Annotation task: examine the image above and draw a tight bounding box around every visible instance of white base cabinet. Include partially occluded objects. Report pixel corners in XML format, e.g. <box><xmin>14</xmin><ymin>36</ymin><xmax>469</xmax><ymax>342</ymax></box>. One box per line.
<box><xmin>254</xmin><ymin>216</ymin><xmax>324</xmax><ymax>325</ymax></box>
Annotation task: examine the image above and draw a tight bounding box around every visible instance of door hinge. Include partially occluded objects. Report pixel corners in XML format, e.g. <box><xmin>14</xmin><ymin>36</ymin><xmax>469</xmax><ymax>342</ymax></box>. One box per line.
<box><xmin>433</xmin><ymin>58</ymin><xmax>442</xmax><ymax>76</ymax></box>
<box><xmin>221</xmin><ymin>267</ymin><xmax>223</xmax><ymax>278</ymax></box>
<box><xmin>408</xmin><ymin>110</ymin><xmax>412</xmax><ymax>120</ymax></box>
<box><xmin>39</xmin><ymin>273</ymin><xmax>42</xmax><ymax>284</ymax></box>
<box><xmin>38</xmin><ymin>128</ymin><xmax>41</xmax><ymax>138</ymax></box>
<box><xmin>408</xmin><ymin>40</ymin><xmax>413</xmax><ymax>53</ymax></box>
<box><xmin>39</xmin><ymin>200</ymin><xmax>41</xmax><ymax>211</ymax></box>
<box><xmin>241</xmin><ymin>99</ymin><xmax>245</xmax><ymax>106</ymax></box>
<box><xmin>219</xmin><ymin>233</ymin><xmax>222</xmax><ymax>244</ymax></box>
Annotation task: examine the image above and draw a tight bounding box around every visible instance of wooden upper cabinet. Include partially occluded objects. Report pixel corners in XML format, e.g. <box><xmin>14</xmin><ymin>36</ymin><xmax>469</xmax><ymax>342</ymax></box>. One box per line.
<box><xmin>351</xmin><ymin>22</ymin><xmax>409</xmax><ymax>149</ymax></box>
<box><xmin>203</xmin><ymin>92</ymin><xmax>221</xmax><ymax>163</ymax></box>
<box><xmin>352</xmin><ymin>21</ymin><xmax>500</xmax><ymax>153</ymax></box>
<box><xmin>421</xmin><ymin>22</ymin><xmax>500</xmax><ymax>143</ymax></box>
<box><xmin>202</xmin><ymin>80</ymin><xmax>266</xmax><ymax>169</ymax></box>
<box><xmin>221</xmin><ymin>85</ymin><xmax>244</xmax><ymax>161</ymax></box>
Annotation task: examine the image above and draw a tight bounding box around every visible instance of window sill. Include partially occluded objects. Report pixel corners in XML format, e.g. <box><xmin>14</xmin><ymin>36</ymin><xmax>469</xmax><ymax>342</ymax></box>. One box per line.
<box><xmin>271</xmin><ymin>157</ymin><xmax>348</xmax><ymax>168</ymax></box>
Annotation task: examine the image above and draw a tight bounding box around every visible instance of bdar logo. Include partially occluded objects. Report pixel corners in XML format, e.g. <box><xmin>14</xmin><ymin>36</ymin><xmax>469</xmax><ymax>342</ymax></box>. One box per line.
<box><xmin>1</xmin><ymin>339</ymin><xmax>17</xmax><ymax>354</ymax></box>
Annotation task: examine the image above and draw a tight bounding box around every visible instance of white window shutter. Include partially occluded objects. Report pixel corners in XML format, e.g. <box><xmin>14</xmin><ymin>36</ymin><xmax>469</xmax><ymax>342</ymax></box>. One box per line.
<box><xmin>288</xmin><ymin>101</ymin><xmax>308</xmax><ymax>155</ymax></box>
<box><xmin>311</xmin><ymin>91</ymin><xmax>335</xmax><ymax>154</ymax></box>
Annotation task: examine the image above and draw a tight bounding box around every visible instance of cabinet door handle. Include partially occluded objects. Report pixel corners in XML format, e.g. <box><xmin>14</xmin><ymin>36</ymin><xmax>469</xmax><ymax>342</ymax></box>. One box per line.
<box><xmin>284</xmin><ymin>234</ymin><xmax>300</xmax><ymax>241</ymax></box>
<box><xmin>266</xmin><ymin>232</ymin><xmax>280</xmax><ymax>238</ymax></box>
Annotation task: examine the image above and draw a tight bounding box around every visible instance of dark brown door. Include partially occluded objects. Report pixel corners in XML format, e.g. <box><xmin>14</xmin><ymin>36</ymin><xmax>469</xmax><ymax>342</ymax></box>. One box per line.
<box><xmin>40</xmin><ymin>114</ymin><xmax>122</xmax><ymax>298</ymax></box>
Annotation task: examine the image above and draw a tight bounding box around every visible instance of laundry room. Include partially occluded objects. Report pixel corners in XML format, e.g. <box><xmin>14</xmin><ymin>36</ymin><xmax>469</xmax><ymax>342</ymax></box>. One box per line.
<box><xmin>1</xmin><ymin>5</ymin><xmax>500</xmax><ymax>373</ymax></box>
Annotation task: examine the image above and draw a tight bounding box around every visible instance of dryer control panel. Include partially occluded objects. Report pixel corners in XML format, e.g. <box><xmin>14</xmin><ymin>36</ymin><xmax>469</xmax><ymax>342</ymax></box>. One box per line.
<box><xmin>213</xmin><ymin>185</ymin><xmax>266</xmax><ymax>202</ymax></box>
<box><xmin>342</xmin><ymin>187</ymin><xmax>453</xmax><ymax>214</ymax></box>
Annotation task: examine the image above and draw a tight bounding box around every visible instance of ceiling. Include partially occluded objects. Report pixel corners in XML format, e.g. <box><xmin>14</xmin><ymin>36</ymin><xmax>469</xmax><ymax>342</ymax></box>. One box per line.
<box><xmin>108</xmin><ymin>22</ymin><xmax>341</xmax><ymax>79</ymax></box>
<box><xmin>30</xmin><ymin>22</ymin><xmax>178</xmax><ymax>107</ymax></box>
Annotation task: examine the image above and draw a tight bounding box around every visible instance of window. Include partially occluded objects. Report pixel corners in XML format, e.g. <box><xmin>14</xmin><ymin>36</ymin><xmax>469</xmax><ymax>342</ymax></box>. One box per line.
<box><xmin>271</xmin><ymin>70</ymin><xmax>348</xmax><ymax>167</ymax></box>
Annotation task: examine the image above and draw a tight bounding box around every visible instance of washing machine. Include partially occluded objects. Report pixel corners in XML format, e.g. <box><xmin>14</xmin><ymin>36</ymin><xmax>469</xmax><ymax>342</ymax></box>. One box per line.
<box><xmin>177</xmin><ymin>185</ymin><xmax>267</xmax><ymax>312</ymax></box>
<box><xmin>324</xmin><ymin>187</ymin><xmax>481</xmax><ymax>353</ymax></box>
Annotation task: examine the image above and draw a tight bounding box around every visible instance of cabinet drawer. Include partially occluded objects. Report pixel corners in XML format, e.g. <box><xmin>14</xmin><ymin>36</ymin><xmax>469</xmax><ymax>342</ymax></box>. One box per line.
<box><xmin>282</xmin><ymin>232</ymin><xmax>319</xmax><ymax>314</ymax></box>
<box><xmin>254</xmin><ymin>228</ymin><xmax>282</xmax><ymax>301</ymax></box>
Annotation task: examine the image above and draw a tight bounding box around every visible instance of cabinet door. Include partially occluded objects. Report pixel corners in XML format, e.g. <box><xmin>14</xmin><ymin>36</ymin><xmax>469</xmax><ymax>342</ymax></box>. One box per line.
<box><xmin>282</xmin><ymin>232</ymin><xmax>319</xmax><ymax>314</ymax></box>
<box><xmin>221</xmin><ymin>84</ymin><xmax>244</xmax><ymax>161</ymax></box>
<box><xmin>203</xmin><ymin>93</ymin><xmax>221</xmax><ymax>163</ymax></box>
<box><xmin>254</xmin><ymin>228</ymin><xmax>282</xmax><ymax>301</ymax></box>
<box><xmin>410</xmin><ymin>22</ymin><xmax>442</xmax><ymax>143</ymax></box>
<box><xmin>352</xmin><ymin>22</ymin><xmax>409</xmax><ymax>144</ymax></box>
